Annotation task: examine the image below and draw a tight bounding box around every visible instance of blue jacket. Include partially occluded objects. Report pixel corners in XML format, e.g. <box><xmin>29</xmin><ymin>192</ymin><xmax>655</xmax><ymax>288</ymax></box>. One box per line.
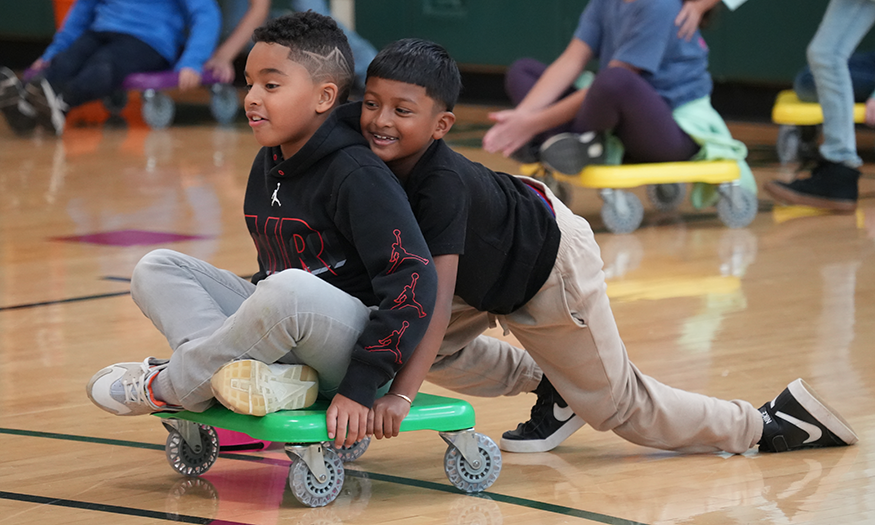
<box><xmin>41</xmin><ymin>0</ymin><xmax>221</xmax><ymax>74</ymax></box>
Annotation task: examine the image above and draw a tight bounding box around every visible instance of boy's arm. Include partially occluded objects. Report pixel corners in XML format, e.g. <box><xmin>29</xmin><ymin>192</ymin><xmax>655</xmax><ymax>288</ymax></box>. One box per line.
<box><xmin>38</xmin><ymin>0</ymin><xmax>99</xmax><ymax>65</ymax></box>
<box><xmin>368</xmin><ymin>254</ymin><xmax>458</xmax><ymax>439</ymax></box>
<box><xmin>205</xmin><ymin>0</ymin><xmax>270</xmax><ymax>83</ymax></box>
<box><xmin>174</xmin><ymin>0</ymin><xmax>222</xmax><ymax>87</ymax></box>
<box><xmin>482</xmin><ymin>38</ymin><xmax>593</xmax><ymax>157</ymax></box>
<box><xmin>327</xmin><ymin>166</ymin><xmax>438</xmax><ymax>447</ymax></box>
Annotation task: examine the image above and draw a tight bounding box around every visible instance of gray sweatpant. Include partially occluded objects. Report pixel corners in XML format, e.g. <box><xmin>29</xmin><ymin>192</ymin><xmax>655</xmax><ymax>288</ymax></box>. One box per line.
<box><xmin>426</xmin><ymin>178</ymin><xmax>764</xmax><ymax>454</ymax></box>
<box><xmin>131</xmin><ymin>251</ymin><xmax>380</xmax><ymax>412</ymax></box>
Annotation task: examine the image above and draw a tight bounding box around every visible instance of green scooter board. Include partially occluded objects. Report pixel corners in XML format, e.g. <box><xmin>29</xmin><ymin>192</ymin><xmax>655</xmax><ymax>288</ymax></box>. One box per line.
<box><xmin>154</xmin><ymin>392</ymin><xmax>501</xmax><ymax>507</ymax></box>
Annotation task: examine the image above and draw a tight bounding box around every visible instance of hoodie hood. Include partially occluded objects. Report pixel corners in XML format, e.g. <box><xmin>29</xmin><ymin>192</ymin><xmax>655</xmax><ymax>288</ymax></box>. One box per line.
<box><xmin>265</xmin><ymin>102</ymin><xmax>369</xmax><ymax>179</ymax></box>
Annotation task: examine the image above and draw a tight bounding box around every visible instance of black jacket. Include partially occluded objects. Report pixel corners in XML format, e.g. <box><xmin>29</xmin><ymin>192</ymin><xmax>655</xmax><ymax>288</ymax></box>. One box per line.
<box><xmin>243</xmin><ymin>103</ymin><xmax>437</xmax><ymax>407</ymax></box>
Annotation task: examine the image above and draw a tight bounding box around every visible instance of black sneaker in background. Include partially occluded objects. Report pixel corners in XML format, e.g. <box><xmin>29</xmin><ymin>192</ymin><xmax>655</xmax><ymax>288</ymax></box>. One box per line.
<box><xmin>24</xmin><ymin>77</ymin><xmax>66</xmax><ymax>136</ymax></box>
<box><xmin>500</xmin><ymin>376</ymin><xmax>585</xmax><ymax>453</ymax></box>
<box><xmin>758</xmin><ymin>378</ymin><xmax>858</xmax><ymax>453</ymax></box>
<box><xmin>509</xmin><ymin>141</ymin><xmax>541</xmax><ymax>164</ymax></box>
<box><xmin>764</xmin><ymin>160</ymin><xmax>859</xmax><ymax>212</ymax></box>
<box><xmin>539</xmin><ymin>131</ymin><xmax>606</xmax><ymax>175</ymax></box>
<box><xmin>0</xmin><ymin>66</ymin><xmax>37</xmax><ymax>136</ymax></box>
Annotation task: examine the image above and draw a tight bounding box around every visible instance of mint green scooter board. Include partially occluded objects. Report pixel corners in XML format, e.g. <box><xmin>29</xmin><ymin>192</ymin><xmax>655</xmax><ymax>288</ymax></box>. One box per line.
<box><xmin>154</xmin><ymin>393</ymin><xmax>501</xmax><ymax>507</ymax></box>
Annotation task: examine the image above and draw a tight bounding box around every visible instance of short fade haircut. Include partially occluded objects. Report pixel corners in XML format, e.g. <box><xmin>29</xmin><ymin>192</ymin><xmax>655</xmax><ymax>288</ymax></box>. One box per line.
<box><xmin>253</xmin><ymin>11</ymin><xmax>354</xmax><ymax>103</ymax></box>
<box><xmin>367</xmin><ymin>38</ymin><xmax>462</xmax><ymax>111</ymax></box>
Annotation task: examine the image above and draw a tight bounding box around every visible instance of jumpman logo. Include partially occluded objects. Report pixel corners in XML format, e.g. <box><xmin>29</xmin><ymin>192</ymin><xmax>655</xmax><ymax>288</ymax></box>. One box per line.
<box><xmin>391</xmin><ymin>273</ymin><xmax>426</xmax><ymax>318</ymax></box>
<box><xmin>364</xmin><ymin>321</ymin><xmax>409</xmax><ymax>364</ymax></box>
<box><xmin>271</xmin><ymin>182</ymin><xmax>281</xmax><ymax>206</ymax></box>
<box><xmin>387</xmin><ymin>229</ymin><xmax>429</xmax><ymax>274</ymax></box>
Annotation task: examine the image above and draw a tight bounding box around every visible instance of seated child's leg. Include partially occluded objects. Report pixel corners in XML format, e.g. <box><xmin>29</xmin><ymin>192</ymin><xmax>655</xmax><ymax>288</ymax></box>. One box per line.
<box><xmin>40</xmin><ymin>32</ymin><xmax>104</xmax><ymax>95</ymax></box>
<box><xmin>131</xmin><ymin>249</ymin><xmax>256</xmax><ymax>352</ymax></box>
<box><xmin>161</xmin><ymin>266</ymin><xmax>372</xmax><ymax>412</ymax></box>
<box><xmin>505</xmin><ymin>58</ymin><xmax>548</xmax><ymax>106</ymax></box>
<box><xmin>504</xmin><ymin>58</ymin><xmax>577</xmax><ymax>159</ymax></box>
<box><xmin>88</xmin><ymin>251</ymin><xmax>372</xmax><ymax>415</ymax></box>
<box><xmin>48</xmin><ymin>33</ymin><xmax>170</xmax><ymax>109</ymax></box>
<box><xmin>570</xmin><ymin>66</ymin><xmax>699</xmax><ymax>163</ymax></box>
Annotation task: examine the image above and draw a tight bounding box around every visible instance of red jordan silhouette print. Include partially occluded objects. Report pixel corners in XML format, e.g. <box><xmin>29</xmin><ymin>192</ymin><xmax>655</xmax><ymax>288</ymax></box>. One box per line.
<box><xmin>391</xmin><ymin>273</ymin><xmax>427</xmax><ymax>318</ymax></box>
<box><xmin>387</xmin><ymin>229</ymin><xmax>429</xmax><ymax>274</ymax></box>
<box><xmin>365</xmin><ymin>321</ymin><xmax>409</xmax><ymax>364</ymax></box>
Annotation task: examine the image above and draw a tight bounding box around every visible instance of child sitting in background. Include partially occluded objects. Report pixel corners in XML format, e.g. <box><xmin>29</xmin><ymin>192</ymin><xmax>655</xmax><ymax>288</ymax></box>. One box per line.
<box><xmin>353</xmin><ymin>38</ymin><xmax>857</xmax><ymax>456</ymax></box>
<box><xmin>85</xmin><ymin>12</ymin><xmax>437</xmax><ymax>450</ymax></box>
<box><xmin>0</xmin><ymin>0</ymin><xmax>220</xmax><ymax>136</ymax></box>
<box><xmin>482</xmin><ymin>0</ymin><xmax>754</xmax><ymax>209</ymax></box>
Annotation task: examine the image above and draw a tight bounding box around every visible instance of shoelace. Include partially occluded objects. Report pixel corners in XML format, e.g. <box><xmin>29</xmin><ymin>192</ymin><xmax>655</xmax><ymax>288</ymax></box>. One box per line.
<box><xmin>122</xmin><ymin>358</ymin><xmax>156</xmax><ymax>406</ymax></box>
<box><xmin>520</xmin><ymin>391</ymin><xmax>554</xmax><ymax>431</ymax></box>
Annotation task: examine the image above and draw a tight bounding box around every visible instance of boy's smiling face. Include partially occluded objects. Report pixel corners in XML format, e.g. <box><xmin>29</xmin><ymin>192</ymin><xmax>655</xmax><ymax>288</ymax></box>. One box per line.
<box><xmin>244</xmin><ymin>42</ymin><xmax>336</xmax><ymax>159</ymax></box>
<box><xmin>360</xmin><ymin>77</ymin><xmax>454</xmax><ymax>177</ymax></box>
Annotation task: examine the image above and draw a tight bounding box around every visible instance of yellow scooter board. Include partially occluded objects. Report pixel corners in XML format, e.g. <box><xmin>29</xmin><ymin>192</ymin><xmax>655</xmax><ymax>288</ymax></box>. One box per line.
<box><xmin>772</xmin><ymin>90</ymin><xmax>866</xmax><ymax>165</ymax></box>
<box><xmin>522</xmin><ymin>160</ymin><xmax>756</xmax><ymax>234</ymax></box>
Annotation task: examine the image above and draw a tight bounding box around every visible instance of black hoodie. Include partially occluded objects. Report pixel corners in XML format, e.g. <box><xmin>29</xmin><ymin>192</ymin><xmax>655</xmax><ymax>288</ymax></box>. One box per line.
<box><xmin>243</xmin><ymin>103</ymin><xmax>437</xmax><ymax>407</ymax></box>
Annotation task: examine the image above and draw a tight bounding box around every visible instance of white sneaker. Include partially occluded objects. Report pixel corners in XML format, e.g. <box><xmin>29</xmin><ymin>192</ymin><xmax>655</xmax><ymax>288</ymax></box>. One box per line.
<box><xmin>0</xmin><ymin>66</ymin><xmax>36</xmax><ymax>136</ymax></box>
<box><xmin>86</xmin><ymin>357</ymin><xmax>180</xmax><ymax>416</ymax></box>
<box><xmin>24</xmin><ymin>77</ymin><xmax>66</xmax><ymax>136</ymax></box>
<box><xmin>211</xmin><ymin>360</ymin><xmax>319</xmax><ymax>416</ymax></box>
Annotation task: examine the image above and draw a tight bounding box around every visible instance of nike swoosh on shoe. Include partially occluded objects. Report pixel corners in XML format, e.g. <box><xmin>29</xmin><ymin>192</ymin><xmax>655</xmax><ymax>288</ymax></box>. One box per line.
<box><xmin>553</xmin><ymin>403</ymin><xmax>575</xmax><ymax>422</ymax></box>
<box><xmin>775</xmin><ymin>410</ymin><xmax>823</xmax><ymax>443</ymax></box>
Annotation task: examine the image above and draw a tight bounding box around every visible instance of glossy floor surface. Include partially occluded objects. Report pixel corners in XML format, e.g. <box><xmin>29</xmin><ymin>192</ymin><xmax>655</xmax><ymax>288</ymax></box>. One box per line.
<box><xmin>1</xmin><ymin>101</ymin><xmax>874</xmax><ymax>524</ymax></box>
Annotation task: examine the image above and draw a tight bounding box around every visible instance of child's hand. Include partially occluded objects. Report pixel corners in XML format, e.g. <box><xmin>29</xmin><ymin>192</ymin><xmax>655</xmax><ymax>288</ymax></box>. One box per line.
<box><xmin>326</xmin><ymin>393</ymin><xmax>369</xmax><ymax>449</ymax></box>
<box><xmin>177</xmin><ymin>67</ymin><xmax>202</xmax><ymax>91</ymax></box>
<box><xmin>30</xmin><ymin>58</ymin><xmax>48</xmax><ymax>72</ymax></box>
<box><xmin>204</xmin><ymin>56</ymin><xmax>235</xmax><ymax>84</ymax></box>
<box><xmin>482</xmin><ymin>109</ymin><xmax>537</xmax><ymax>157</ymax></box>
<box><xmin>367</xmin><ymin>395</ymin><xmax>411</xmax><ymax>439</ymax></box>
<box><xmin>675</xmin><ymin>0</ymin><xmax>721</xmax><ymax>41</ymax></box>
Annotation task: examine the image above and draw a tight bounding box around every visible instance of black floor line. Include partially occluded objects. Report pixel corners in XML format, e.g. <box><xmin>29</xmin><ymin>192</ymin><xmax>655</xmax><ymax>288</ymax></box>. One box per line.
<box><xmin>0</xmin><ymin>290</ymin><xmax>132</xmax><ymax>311</ymax></box>
<box><xmin>0</xmin><ymin>426</ymin><xmax>648</xmax><ymax>525</ymax></box>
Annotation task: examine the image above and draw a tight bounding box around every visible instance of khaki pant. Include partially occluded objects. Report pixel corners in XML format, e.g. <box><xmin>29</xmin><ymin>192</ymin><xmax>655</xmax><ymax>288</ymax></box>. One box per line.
<box><xmin>426</xmin><ymin>178</ymin><xmax>763</xmax><ymax>454</ymax></box>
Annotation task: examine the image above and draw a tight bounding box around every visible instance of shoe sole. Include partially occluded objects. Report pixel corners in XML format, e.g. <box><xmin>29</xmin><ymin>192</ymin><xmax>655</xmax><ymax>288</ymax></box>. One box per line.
<box><xmin>764</xmin><ymin>181</ymin><xmax>856</xmax><ymax>213</ymax></box>
<box><xmin>499</xmin><ymin>415</ymin><xmax>586</xmax><ymax>453</ymax></box>
<box><xmin>788</xmin><ymin>379</ymin><xmax>858</xmax><ymax>446</ymax></box>
<box><xmin>211</xmin><ymin>360</ymin><xmax>319</xmax><ymax>416</ymax></box>
<box><xmin>540</xmin><ymin>132</ymin><xmax>603</xmax><ymax>175</ymax></box>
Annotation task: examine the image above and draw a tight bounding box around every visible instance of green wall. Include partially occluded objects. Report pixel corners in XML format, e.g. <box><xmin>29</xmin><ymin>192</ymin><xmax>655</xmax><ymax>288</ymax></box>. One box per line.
<box><xmin>357</xmin><ymin>0</ymin><xmax>875</xmax><ymax>85</ymax></box>
<box><xmin>7</xmin><ymin>0</ymin><xmax>875</xmax><ymax>85</ymax></box>
<box><xmin>0</xmin><ymin>0</ymin><xmax>56</xmax><ymax>40</ymax></box>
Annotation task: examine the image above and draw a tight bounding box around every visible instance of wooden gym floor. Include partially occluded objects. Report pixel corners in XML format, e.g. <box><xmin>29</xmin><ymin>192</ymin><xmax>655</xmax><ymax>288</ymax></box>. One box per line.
<box><xmin>0</xmin><ymin>96</ymin><xmax>873</xmax><ymax>524</ymax></box>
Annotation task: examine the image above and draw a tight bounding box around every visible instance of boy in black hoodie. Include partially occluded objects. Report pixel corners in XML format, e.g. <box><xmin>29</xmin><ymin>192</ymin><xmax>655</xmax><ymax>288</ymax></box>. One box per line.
<box><xmin>85</xmin><ymin>13</ymin><xmax>437</xmax><ymax>449</ymax></box>
<box><xmin>356</xmin><ymin>39</ymin><xmax>857</xmax><ymax>456</ymax></box>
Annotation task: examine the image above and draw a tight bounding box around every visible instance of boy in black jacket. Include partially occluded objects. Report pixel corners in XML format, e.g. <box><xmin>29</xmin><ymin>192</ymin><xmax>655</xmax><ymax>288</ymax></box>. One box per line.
<box><xmin>356</xmin><ymin>39</ymin><xmax>857</xmax><ymax>456</ymax></box>
<box><xmin>85</xmin><ymin>13</ymin><xmax>437</xmax><ymax>449</ymax></box>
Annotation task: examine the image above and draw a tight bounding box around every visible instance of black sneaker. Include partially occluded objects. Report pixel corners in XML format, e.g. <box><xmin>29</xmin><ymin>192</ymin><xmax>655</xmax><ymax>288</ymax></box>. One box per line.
<box><xmin>764</xmin><ymin>160</ymin><xmax>859</xmax><ymax>212</ymax></box>
<box><xmin>0</xmin><ymin>66</ymin><xmax>37</xmax><ymax>136</ymax></box>
<box><xmin>539</xmin><ymin>131</ymin><xmax>606</xmax><ymax>175</ymax></box>
<box><xmin>509</xmin><ymin>141</ymin><xmax>540</xmax><ymax>164</ymax></box>
<box><xmin>758</xmin><ymin>379</ymin><xmax>858</xmax><ymax>453</ymax></box>
<box><xmin>500</xmin><ymin>376</ymin><xmax>585</xmax><ymax>453</ymax></box>
<box><xmin>24</xmin><ymin>77</ymin><xmax>66</xmax><ymax>136</ymax></box>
